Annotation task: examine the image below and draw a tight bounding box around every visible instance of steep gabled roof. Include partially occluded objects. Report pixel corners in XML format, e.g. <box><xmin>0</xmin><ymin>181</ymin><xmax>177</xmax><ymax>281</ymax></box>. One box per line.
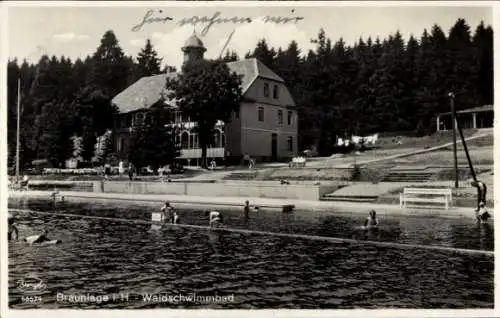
<box><xmin>112</xmin><ymin>73</ymin><xmax>177</xmax><ymax>114</ymax></box>
<box><xmin>112</xmin><ymin>58</ymin><xmax>287</xmax><ymax>114</ymax></box>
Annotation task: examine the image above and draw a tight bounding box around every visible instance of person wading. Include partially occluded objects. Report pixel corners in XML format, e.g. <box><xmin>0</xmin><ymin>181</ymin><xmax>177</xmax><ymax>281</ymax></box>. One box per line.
<box><xmin>161</xmin><ymin>201</ymin><xmax>175</xmax><ymax>223</ymax></box>
<box><xmin>471</xmin><ymin>180</ymin><xmax>487</xmax><ymax>212</ymax></box>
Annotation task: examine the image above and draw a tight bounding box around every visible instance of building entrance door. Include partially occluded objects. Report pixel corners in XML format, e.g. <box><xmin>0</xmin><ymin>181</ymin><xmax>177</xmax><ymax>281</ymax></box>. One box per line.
<box><xmin>271</xmin><ymin>133</ymin><xmax>278</xmax><ymax>161</ymax></box>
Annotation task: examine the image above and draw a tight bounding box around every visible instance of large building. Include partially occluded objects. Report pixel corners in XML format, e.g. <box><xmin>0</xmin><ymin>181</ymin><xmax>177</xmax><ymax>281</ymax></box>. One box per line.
<box><xmin>112</xmin><ymin>34</ymin><xmax>298</xmax><ymax>166</ymax></box>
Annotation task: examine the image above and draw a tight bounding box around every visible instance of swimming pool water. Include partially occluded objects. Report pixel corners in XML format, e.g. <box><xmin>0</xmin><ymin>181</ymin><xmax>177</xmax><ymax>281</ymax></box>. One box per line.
<box><xmin>8</xmin><ymin>199</ymin><xmax>494</xmax><ymax>309</ymax></box>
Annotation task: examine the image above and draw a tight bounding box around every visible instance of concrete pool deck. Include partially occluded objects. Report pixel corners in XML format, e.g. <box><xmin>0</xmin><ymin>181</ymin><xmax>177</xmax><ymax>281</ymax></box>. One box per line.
<box><xmin>8</xmin><ymin>190</ymin><xmax>489</xmax><ymax>219</ymax></box>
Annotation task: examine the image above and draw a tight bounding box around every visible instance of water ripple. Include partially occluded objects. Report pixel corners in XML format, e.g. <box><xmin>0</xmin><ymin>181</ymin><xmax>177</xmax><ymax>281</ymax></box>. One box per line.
<box><xmin>8</xmin><ymin>199</ymin><xmax>494</xmax><ymax>309</ymax></box>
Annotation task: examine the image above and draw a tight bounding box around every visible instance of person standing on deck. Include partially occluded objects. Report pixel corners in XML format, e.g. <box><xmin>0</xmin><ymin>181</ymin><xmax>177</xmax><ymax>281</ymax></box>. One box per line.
<box><xmin>471</xmin><ymin>180</ymin><xmax>487</xmax><ymax>212</ymax></box>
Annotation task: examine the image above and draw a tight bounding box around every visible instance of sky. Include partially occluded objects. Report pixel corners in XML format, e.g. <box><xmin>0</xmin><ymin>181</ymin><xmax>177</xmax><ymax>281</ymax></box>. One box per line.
<box><xmin>7</xmin><ymin>3</ymin><xmax>494</xmax><ymax>70</ymax></box>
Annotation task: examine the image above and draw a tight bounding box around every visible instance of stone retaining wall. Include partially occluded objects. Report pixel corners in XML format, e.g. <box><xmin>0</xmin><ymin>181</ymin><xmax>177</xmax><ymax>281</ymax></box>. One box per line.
<box><xmin>25</xmin><ymin>180</ymin><xmax>338</xmax><ymax>200</ymax></box>
<box><xmin>103</xmin><ymin>181</ymin><xmax>336</xmax><ymax>201</ymax></box>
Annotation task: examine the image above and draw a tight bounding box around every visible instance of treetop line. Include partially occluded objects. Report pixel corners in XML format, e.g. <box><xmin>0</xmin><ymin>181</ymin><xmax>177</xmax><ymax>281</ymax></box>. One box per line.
<box><xmin>6</xmin><ymin>17</ymin><xmax>492</xmax><ymax>169</ymax></box>
<box><xmin>132</xmin><ymin>9</ymin><xmax>304</xmax><ymax>35</ymax></box>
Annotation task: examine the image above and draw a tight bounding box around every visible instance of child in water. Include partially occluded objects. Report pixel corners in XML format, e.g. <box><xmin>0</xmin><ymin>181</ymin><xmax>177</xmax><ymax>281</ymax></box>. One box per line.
<box><xmin>172</xmin><ymin>210</ymin><xmax>180</xmax><ymax>224</ymax></box>
<box><xmin>363</xmin><ymin>210</ymin><xmax>379</xmax><ymax>230</ymax></box>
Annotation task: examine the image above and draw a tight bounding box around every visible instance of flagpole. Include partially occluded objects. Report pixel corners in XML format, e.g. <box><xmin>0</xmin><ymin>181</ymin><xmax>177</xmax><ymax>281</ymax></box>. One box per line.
<box><xmin>16</xmin><ymin>77</ymin><xmax>21</xmax><ymax>182</ymax></box>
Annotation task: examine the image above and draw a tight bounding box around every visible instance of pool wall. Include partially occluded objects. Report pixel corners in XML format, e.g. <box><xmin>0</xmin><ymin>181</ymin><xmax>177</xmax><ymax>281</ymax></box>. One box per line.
<box><xmin>24</xmin><ymin>180</ymin><xmax>338</xmax><ymax>201</ymax></box>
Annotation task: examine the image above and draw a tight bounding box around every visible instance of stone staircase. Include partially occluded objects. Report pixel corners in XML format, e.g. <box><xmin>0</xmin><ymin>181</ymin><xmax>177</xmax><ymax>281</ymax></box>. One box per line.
<box><xmin>381</xmin><ymin>171</ymin><xmax>435</xmax><ymax>182</ymax></box>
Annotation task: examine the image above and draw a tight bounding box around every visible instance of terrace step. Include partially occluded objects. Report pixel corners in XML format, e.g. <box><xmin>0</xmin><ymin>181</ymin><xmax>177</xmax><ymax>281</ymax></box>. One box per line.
<box><xmin>223</xmin><ymin>172</ymin><xmax>258</xmax><ymax>180</ymax></box>
<box><xmin>381</xmin><ymin>171</ymin><xmax>436</xmax><ymax>182</ymax></box>
<box><xmin>320</xmin><ymin>195</ymin><xmax>379</xmax><ymax>202</ymax></box>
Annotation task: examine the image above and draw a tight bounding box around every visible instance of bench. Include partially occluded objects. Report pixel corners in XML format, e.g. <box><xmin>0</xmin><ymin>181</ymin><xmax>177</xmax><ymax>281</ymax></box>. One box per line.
<box><xmin>289</xmin><ymin>157</ymin><xmax>306</xmax><ymax>168</ymax></box>
<box><xmin>400</xmin><ymin>187</ymin><xmax>452</xmax><ymax>210</ymax></box>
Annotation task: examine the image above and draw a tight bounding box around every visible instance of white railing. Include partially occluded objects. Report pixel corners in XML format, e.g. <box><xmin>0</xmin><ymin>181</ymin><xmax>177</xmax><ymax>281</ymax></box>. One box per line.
<box><xmin>178</xmin><ymin>147</ymin><xmax>225</xmax><ymax>159</ymax></box>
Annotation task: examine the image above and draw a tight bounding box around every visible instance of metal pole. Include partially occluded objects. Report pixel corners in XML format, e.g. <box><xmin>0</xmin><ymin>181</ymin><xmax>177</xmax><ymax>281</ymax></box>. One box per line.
<box><xmin>16</xmin><ymin>77</ymin><xmax>21</xmax><ymax>182</ymax></box>
<box><xmin>455</xmin><ymin>113</ymin><xmax>477</xmax><ymax>182</ymax></box>
<box><xmin>449</xmin><ymin>92</ymin><xmax>459</xmax><ymax>188</ymax></box>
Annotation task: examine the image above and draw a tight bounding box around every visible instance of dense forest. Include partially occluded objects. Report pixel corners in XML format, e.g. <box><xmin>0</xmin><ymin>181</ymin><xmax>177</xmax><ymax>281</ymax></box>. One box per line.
<box><xmin>7</xmin><ymin>18</ymin><xmax>493</xmax><ymax>168</ymax></box>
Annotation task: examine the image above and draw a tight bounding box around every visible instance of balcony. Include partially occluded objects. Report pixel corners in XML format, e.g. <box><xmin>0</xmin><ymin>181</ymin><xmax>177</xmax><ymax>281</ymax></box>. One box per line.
<box><xmin>178</xmin><ymin>147</ymin><xmax>225</xmax><ymax>159</ymax></box>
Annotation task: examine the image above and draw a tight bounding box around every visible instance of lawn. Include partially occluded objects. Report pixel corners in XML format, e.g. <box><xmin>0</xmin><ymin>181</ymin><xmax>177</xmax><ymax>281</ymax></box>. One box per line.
<box><xmin>382</xmin><ymin>147</ymin><xmax>493</xmax><ymax>167</ymax></box>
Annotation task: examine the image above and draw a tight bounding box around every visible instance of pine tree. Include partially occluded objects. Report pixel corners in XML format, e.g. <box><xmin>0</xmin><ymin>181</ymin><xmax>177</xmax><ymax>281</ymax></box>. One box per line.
<box><xmin>7</xmin><ymin>60</ymin><xmax>20</xmax><ymax>168</ymax></box>
<box><xmin>274</xmin><ymin>41</ymin><xmax>301</xmax><ymax>91</ymax></box>
<box><xmin>221</xmin><ymin>50</ymin><xmax>239</xmax><ymax>62</ymax></box>
<box><xmin>446</xmin><ymin>19</ymin><xmax>478</xmax><ymax>110</ymax></box>
<box><xmin>128</xmin><ymin>104</ymin><xmax>180</xmax><ymax>170</ymax></box>
<box><xmin>37</xmin><ymin>100</ymin><xmax>74</xmax><ymax>167</ymax></box>
<box><xmin>414</xmin><ymin>25</ymin><xmax>449</xmax><ymax>134</ymax></box>
<box><xmin>162</xmin><ymin>65</ymin><xmax>177</xmax><ymax>73</ymax></box>
<box><xmin>92</xmin><ymin>130</ymin><xmax>113</xmax><ymax>165</ymax></box>
<box><xmin>403</xmin><ymin>35</ymin><xmax>421</xmax><ymax>131</ymax></box>
<box><xmin>88</xmin><ymin>30</ymin><xmax>132</xmax><ymax>98</ymax></box>
<box><xmin>247</xmin><ymin>39</ymin><xmax>277</xmax><ymax>70</ymax></box>
<box><xmin>136</xmin><ymin>39</ymin><xmax>162</xmax><ymax>77</ymax></box>
<box><xmin>473</xmin><ymin>21</ymin><xmax>493</xmax><ymax>106</ymax></box>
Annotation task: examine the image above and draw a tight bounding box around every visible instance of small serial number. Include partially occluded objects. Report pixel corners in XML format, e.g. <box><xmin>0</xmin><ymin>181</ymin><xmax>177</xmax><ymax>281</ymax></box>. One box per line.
<box><xmin>21</xmin><ymin>296</ymin><xmax>42</xmax><ymax>303</ymax></box>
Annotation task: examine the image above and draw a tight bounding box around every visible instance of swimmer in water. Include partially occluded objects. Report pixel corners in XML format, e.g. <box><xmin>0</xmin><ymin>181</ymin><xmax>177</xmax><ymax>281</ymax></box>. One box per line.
<box><xmin>476</xmin><ymin>201</ymin><xmax>491</xmax><ymax>223</ymax></box>
<box><xmin>206</xmin><ymin>210</ymin><xmax>224</xmax><ymax>228</ymax></box>
<box><xmin>172</xmin><ymin>210</ymin><xmax>180</xmax><ymax>224</ymax></box>
<box><xmin>8</xmin><ymin>216</ymin><xmax>19</xmax><ymax>241</ymax></box>
<box><xmin>161</xmin><ymin>201</ymin><xmax>174</xmax><ymax>223</ymax></box>
<box><xmin>243</xmin><ymin>200</ymin><xmax>250</xmax><ymax>220</ymax></box>
<box><xmin>24</xmin><ymin>229</ymin><xmax>52</xmax><ymax>245</ymax></box>
<box><xmin>363</xmin><ymin>210</ymin><xmax>379</xmax><ymax>230</ymax></box>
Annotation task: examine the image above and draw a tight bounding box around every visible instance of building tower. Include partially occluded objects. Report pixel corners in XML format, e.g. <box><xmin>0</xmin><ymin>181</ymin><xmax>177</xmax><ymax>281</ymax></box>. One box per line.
<box><xmin>181</xmin><ymin>33</ymin><xmax>206</xmax><ymax>65</ymax></box>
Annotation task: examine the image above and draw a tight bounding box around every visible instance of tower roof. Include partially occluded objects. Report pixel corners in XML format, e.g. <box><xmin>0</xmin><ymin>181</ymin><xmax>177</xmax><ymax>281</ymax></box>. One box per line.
<box><xmin>183</xmin><ymin>34</ymin><xmax>206</xmax><ymax>50</ymax></box>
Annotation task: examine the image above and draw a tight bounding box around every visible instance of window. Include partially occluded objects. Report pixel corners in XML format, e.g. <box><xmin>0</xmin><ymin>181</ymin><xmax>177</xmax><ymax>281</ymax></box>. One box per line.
<box><xmin>264</xmin><ymin>83</ymin><xmax>269</xmax><ymax>97</ymax></box>
<box><xmin>134</xmin><ymin>112</ymin><xmax>145</xmax><ymax>126</ymax></box>
<box><xmin>213</xmin><ymin>130</ymin><xmax>221</xmax><ymax>147</ymax></box>
<box><xmin>181</xmin><ymin>132</ymin><xmax>189</xmax><ymax>149</ymax></box>
<box><xmin>116</xmin><ymin>138</ymin><xmax>122</xmax><ymax>152</ymax></box>
<box><xmin>287</xmin><ymin>111</ymin><xmax>293</xmax><ymax>125</ymax></box>
<box><xmin>189</xmin><ymin>134</ymin><xmax>195</xmax><ymax>149</ymax></box>
<box><xmin>258</xmin><ymin>107</ymin><xmax>265</xmax><ymax>122</ymax></box>
<box><xmin>287</xmin><ymin>136</ymin><xmax>293</xmax><ymax>152</ymax></box>
<box><xmin>277</xmin><ymin>110</ymin><xmax>283</xmax><ymax>125</ymax></box>
<box><xmin>273</xmin><ymin>85</ymin><xmax>279</xmax><ymax>99</ymax></box>
<box><xmin>175</xmin><ymin>111</ymin><xmax>183</xmax><ymax>123</ymax></box>
<box><xmin>192</xmin><ymin>133</ymin><xmax>199</xmax><ymax>148</ymax></box>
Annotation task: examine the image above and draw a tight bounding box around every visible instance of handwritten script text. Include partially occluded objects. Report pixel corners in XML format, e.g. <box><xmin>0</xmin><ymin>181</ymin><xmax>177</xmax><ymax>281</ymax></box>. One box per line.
<box><xmin>131</xmin><ymin>10</ymin><xmax>304</xmax><ymax>34</ymax></box>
